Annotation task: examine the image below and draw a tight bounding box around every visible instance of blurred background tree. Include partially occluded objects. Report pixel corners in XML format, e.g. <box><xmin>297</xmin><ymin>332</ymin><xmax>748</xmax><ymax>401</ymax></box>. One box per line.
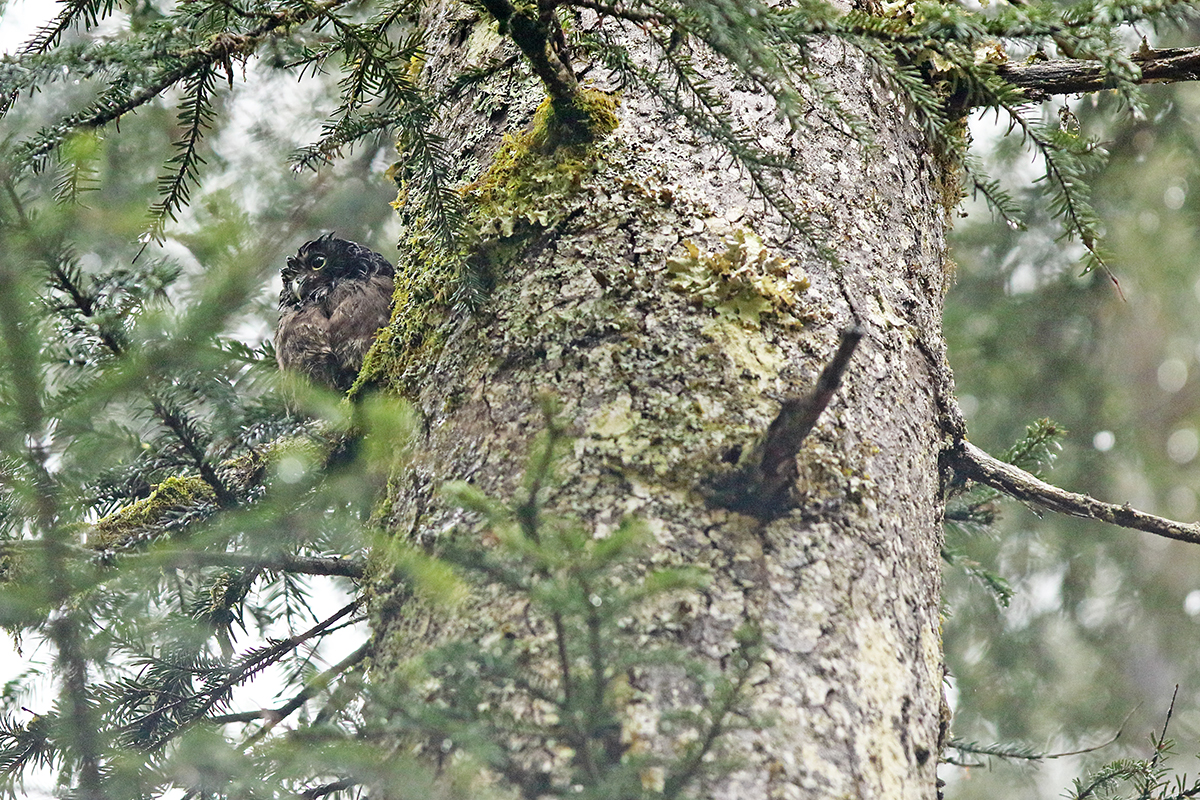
<box><xmin>943</xmin><ymin>27</ymin><xmax>1200</xmax><ymax>799</ymax></box>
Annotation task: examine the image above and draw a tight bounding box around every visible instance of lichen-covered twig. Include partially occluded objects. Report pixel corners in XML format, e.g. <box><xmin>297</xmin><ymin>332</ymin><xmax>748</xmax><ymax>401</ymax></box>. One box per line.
<box><xmin>951</xmin><ymin>439</ymin><xmax>1200</xmax><ymax>546</ymax></box>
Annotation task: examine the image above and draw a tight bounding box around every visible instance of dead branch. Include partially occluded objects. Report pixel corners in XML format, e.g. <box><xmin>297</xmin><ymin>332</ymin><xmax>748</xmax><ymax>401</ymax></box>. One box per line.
<box><xmin>998</xmin><ymin>47</ymin><xmax>1200</xmax><ymax>101</ymax></box>
<box><xmin>951</xmin><ymin>439</ymin><xmax>1200</xmax><ymax>546</ymax></box>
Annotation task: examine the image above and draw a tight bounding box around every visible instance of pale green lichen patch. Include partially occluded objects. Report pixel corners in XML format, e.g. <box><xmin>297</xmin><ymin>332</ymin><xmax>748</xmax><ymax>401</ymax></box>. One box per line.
<box><xmin>587</xmin><ymin>393</ymin><xmax>640</xmax><ymax>438</ymax></box>
<box><xmin>795</xmin><ymin>437</ymin><xmax>879</xmax><ymax>512</ymax></box>
<box><xmin>667</xmin><ymin>229</ymin><xmax>811</xmax><ymax>329</ymax></box>
<box><xmin>854</xmin><ymin>616</ymin><xmax>923</xmax><ymax>795</ymax></box>
<box><xmin>697</xmin><ymin>319</ymin><xmax>786</xmax><ymax>392</ymax></box>
<box><xmin>463</xmin><ymin>17</ymin><xmax>505</xmax><ymax>67</ymax></box>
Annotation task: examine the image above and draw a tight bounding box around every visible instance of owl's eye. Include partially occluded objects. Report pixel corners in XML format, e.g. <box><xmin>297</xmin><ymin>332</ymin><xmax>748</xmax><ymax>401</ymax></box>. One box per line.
<box><xmin>311</xmin><ymin>255</ymin><xmax>327</xmax><ymax>270</ymax></box>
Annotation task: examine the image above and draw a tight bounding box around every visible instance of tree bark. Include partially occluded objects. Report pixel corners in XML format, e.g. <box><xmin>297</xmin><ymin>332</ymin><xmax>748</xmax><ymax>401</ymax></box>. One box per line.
<box><xmin>371</xmin><ymin>3</ymin><xmax>953</xmax><ymax>797</ymax></box>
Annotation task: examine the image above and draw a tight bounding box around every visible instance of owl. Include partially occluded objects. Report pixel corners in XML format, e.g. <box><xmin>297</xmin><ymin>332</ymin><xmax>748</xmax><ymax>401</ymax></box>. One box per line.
<box><xmin>275</xmin><ymin>233</ymin><xmax>395</xmax><ymax>392</ymax></box>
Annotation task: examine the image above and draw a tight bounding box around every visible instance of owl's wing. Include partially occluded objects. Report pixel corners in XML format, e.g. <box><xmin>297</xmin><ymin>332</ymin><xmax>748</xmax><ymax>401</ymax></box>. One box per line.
<box><xmin>276</xmin><ymin>305</ymin><xmax>342</xmax><ymax>390</ymax></box>
<box><xmin>327</xmin><ymin>273</ymin><xmax>395</xmax><ymax>387</ymax></box>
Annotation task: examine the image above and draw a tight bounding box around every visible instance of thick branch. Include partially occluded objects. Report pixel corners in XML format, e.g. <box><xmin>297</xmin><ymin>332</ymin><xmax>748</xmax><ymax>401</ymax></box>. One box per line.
<box><xmin>140</xmin><ymin>550</ymin><xmax>366</xmax><ymax>579</ymax></box>
<box><xmin>998</xmin><ymin>47</ymin><xmax>1200</xmax><ymax>101</ymax></box>
<box><xmin>1</xmin><ymin>539</ymin><xmax>366</xmax><ymax>579</ymax></box>
<box><xmin>478</xmin><ymin>0</ymin><xmax>581</xmax><ymax>116</ymax></box>
<box><xmin>952</xmin><ymin>440</ymin><xmax>1200</xmax><ymax>546</ymax></box>
<box><xmin>705</xmin><ymin>326</ymin><xmax>863</xmax><ymax>518</ymax></box>
<box><xmin>758</xmin><ymin>326</ymin><xmax>864</xmax><ymax>500</ymax></box>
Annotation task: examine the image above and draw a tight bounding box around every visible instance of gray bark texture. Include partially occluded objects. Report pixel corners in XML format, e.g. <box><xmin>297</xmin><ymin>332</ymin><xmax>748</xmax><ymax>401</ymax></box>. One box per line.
<box><xmin>371</xmin><ymin>2</ymin><xmax>953</xmax><ymax>797</ymax></box>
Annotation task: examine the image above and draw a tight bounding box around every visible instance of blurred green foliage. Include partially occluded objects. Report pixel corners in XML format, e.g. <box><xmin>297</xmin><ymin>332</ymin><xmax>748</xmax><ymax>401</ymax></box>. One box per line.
<box><xmin>943</xmin><ymin>52</ymin><xmax>1200</xmax><ymax>799</ymax></box>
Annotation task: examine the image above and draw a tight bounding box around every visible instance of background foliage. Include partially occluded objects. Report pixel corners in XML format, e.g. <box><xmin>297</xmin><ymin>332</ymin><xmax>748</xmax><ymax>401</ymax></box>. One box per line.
<box><xmin>944</xmin><ymin>33</ymin><xmax>1200</xmax><ymax>800</ymax></box>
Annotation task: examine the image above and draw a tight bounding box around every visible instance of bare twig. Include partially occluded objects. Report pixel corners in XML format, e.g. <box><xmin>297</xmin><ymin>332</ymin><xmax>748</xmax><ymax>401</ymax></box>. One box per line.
<box><xmin>241</xmin><ymin>642</ymin><xmax>370</xmax><ymax>746</ymax></box>
<box><xmin>1149</xmin><ymin>685</ymin><xmax>1179</xmax><ymax>771</ymax></box>
<box><xmin>951</xmin><ymin>440</ymin><xmax>1200</xmax><ymax>546</ymax></box>
<box><xmin>946</xmin><ymin>705</ymin><xmax>1136</xmax><ymax>767</ymax></box>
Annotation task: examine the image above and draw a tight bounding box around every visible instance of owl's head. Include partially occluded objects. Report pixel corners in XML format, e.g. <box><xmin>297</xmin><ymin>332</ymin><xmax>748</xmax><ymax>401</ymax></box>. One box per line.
<box><xmin>280</xmin><ymin>232</ymin><xmax>394</xmax><ymax>308</ymax></box>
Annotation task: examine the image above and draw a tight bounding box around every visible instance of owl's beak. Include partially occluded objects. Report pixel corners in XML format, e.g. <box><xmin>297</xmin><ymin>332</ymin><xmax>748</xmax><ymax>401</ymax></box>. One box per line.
<box><xmin>289</xmin><ymin>277</ymin><xmax>304</xmax><ymax>302</ymax></box>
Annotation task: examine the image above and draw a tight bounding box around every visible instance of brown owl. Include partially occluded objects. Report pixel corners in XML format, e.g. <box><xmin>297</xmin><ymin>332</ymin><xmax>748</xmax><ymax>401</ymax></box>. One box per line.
<box><xmin>275</xmin><ymin>233</ymin><xmax>395</xmax><ymax>392</ymax></box>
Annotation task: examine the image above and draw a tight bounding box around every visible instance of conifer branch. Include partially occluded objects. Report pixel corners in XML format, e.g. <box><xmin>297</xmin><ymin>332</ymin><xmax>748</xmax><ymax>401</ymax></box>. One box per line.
<box><xmin>149</xmin><ymin>394</ymin><xmax>240</xmax><ymax>508</ymax></box>
<box><xmin>15</xmin><ymin>0</ymin><xmax>358</xmax><ymax>169</ymax></box>
<box><xmin>293</xmin><ymin>14</ymin><xmax>465</xmax><ymax>258</ymax></box>
<box><xmin>0</xmin><ymin>541</ymin><xmax>364</xmax><ymax>580</ymax></box>
<box><xmin>290</xmin><ymin>111</ymin><xmax>405</xmax><ymax>171</ymax></box>
<box><xmin>995</xmin><ymin>102</ymin><xmax>1122</xmax><ymax>293</ymax></box>
<box><xmin>999</xmin><ymin>46</ymin><xmax>1200</xmax><ymax>101</ymax></box>
<box><xmin>951</xmin><ymin>440</ymin><xmax>1200</xmax><ymax>546</ymax></box>
<box><xmin>590</xmin><ymin>26</ymin><xmax>823</xmax><ymax>245</ymax></box>
<box><xmin>144</xmin><ymin>65</ymin><xmax>219</xmax><ymax>246</ymax></box>
<box><xmin>21</xmin><ymin>0</ymin><xmax>121</xmax><ymax>56</ymax></box>
<box><xmin>661</xmin><ymin>629</ymin><xmax>761</xmax><ymax>799</ymax></box>
<box><xmin>0</xmin><ymin>262</ymin><xmax>105</xmax><ymax>800</ymax></box>
<box><xmin>136</xmin><ymin>599</ymin><xmax>363</xmax><ymax>750</ymax></box>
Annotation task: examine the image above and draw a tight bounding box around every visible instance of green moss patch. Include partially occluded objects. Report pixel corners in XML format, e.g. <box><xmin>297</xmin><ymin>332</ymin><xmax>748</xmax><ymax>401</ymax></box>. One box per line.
<box><xmin>365</xmin><ymin>89</ymin><xmax>621</xmax><ymax>397</ymax></box>
<box><xmin>89</xmin><ymin>475</ymin><xmax>215</xmax><ymax>548</ymax></box>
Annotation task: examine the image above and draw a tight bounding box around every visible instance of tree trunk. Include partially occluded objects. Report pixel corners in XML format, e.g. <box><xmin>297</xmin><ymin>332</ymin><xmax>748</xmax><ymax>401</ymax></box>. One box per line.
<box><xmin>371</xmin><ymin>3</ymin><xmax>952</xmax><ymax>797</ymax></box>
